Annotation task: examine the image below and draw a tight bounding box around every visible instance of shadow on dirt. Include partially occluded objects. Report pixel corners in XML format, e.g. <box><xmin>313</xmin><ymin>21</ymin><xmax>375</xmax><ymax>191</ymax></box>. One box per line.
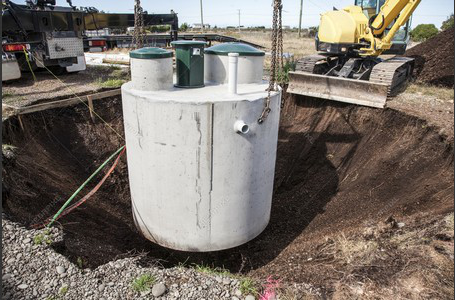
<box><xmin>1</xmin><ymin>96</ymin><xmax>361</xmax><ymax>273</ymax></box>
<box><xmin>3</xmin><ymin>93</ymin><xmax>453</xmax><ymax>281</ymax></box>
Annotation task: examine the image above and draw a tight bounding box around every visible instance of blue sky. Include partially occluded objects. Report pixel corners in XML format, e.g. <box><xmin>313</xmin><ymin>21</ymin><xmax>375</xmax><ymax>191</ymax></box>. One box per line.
<box><xmin>13</xmin><ymin>0</ymin><xmax>454</xmax><ymax>29</ymax></box>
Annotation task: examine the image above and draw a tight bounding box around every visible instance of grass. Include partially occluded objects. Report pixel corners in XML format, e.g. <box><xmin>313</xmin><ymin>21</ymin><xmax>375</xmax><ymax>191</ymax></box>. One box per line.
<box><xmin>2</xmin><ymin>92</ymin><xmax>15</xmax><ymax>98</ymax></box>
<box><xmin>444</xmin><ymin>213</ymin><xmax>454</xmax><ymax>232</ymax></box>
<box><xmin>97</xmin><ymin>78</ymin><xmax>127</xmax><ymax>88</ymax></box>
<box><xmin>102</xmin><ymin>58</ymin><xmax>130</xmax><ymax>66</ymax></box>
<box><xmin>131</xmin><ymin>274</ymin><xmax>156</xmax><ymax>293</ymax></box>
<box><xmin>193</xmin><ymin>264</ymin><xmax>232</xmax><ymax>277</ymax></box>
<box><xmin>33</xmin><ymin>233</ymin><xmax>53</xmax><ymax>245</ymax></box>
<box><xmin>334</xmin><ymin>234</ymin><xmax>379</xmax><ymax>265</ymax></box>
<box><xmin>240</xmin><ymin>277</ymin><xmax>259</xmax><ymax>296</ymax></box>
<box><xmin>76</xmin><ymin>257</ymin><xmax>84</xmax><ymax>269</ymax></box>
<box><xmin>192</xmin><ymin>263</ymin><xmax>259</xmax><ymax>296</ymax></box>
<box><xmin>405</xmin><ymin>83</ymin><xmax>454</xmax><ymax>101</ymax></box>
<box><xmin>59</xmin><ymin>286</ymin><xmax>69</xmax><ymax>296</ymax></box>
<box><xmin>94</xmin><ymin>65</ymin><xmax>129</xmax><ymax>88</ymax></box>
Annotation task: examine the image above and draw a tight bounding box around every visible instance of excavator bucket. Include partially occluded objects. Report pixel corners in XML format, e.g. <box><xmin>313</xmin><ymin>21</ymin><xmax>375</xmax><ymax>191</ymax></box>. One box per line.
<box><xmin>288</xmin><ymin>71</ymin><xmax>390</xmax><ymax>109</ymax></box>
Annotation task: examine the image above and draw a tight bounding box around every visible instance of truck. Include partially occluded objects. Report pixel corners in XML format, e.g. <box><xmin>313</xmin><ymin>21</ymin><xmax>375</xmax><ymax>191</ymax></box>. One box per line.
<box><xmin>2</xmin><ymin>0</ymin><xmax>179</xmax><ymax>81</ymax></box>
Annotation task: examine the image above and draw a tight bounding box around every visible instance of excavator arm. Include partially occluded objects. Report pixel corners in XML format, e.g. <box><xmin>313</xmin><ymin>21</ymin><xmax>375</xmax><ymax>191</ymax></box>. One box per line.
<box><xmin>361</xmin><ymin>0</ymin><xmax>421</xmax><ymax>56</ymax></box>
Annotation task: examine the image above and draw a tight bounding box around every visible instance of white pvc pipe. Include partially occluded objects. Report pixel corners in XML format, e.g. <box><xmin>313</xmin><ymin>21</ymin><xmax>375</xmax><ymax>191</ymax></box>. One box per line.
<box><xmin>234</xmin><ymin>120</ymin><xmax>250</xmax><ymax>134</ymax></box>
<box><xmin>228</xmin><ymin>53</ymin><xmax>239</xmax><ymax>95</ymax></box>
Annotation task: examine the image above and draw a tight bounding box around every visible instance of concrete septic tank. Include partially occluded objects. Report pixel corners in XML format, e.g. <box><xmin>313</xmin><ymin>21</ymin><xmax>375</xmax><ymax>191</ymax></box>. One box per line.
<box><xmin>122</xmin><ymin>45</ymin><xmax>281</xmax><ymax>252</ymax></box>
<box><xmin>205</xmin><ymin>43</ymin><xmax>265</xmax><ymax>84</ymax></box>
<box><xmin>129</xmin><ymin>47</ymin><xmax>174</xmax><ymax>91</ymax></box>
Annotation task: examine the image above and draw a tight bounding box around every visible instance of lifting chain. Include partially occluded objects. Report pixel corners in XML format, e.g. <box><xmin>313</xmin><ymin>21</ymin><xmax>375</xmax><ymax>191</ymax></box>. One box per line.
<box><xmin>132</xmin><ymin>0</ymin><xmax>145</xmax><ymax>49</ymax></box>
<box><xmin>258</xmin><ymin>0</ymin><xmax>283</xmax><ymax>124</ymax></box>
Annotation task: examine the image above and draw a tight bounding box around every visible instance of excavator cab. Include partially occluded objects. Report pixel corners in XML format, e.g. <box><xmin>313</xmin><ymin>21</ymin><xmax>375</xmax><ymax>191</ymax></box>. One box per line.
<box><xmin>355</xmin><ymin>0</ymin><xmax>412</xmax><ymax>54</ymax></box>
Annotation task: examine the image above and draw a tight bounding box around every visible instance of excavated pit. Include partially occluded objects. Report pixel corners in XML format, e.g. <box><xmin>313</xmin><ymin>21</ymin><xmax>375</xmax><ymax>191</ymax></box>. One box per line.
<box><xmin>2</xmin><ymin>93</ymin><xmax>454</xmax><ymax>285</ymax></box>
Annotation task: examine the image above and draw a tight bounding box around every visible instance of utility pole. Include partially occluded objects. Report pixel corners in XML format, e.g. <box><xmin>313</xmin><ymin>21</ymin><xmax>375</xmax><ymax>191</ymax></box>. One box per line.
<box><xmin>238</xmin><ymin>9</ymin><xmax>241</xmax><ymax>34</ymax></box>
<box><xmin>298</xmin><ymin>0</ymin><xmax>303</xmax><ymax>37</ymax></box>
<box><xmin>200</xmin><ymin>0</ymin><xmax>205</xmax><ymax>33</ymax></box>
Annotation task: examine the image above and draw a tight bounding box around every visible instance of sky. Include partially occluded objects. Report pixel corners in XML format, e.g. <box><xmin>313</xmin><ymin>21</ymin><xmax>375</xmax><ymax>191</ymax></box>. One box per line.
<box><xmin>13</xmin><ymin>0</ymin><xmax>455</xmax><ymax>29</ymax></box>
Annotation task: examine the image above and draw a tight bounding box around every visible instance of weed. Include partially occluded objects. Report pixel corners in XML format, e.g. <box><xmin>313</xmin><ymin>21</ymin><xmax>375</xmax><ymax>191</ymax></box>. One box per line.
<box><xmin>34</xmin><ymin>234</ymin><xmax>44</xmax><ymax>245</ymax></box>
<box><xmin>240</xmin><ymin>277</ymin><xmax>258</xmax><ymax>296</ymax></box>
<box><xmin>33</xmin><ymin>233</ymin><xmax>52</xmax><ymax>245</ymax></box>
<box><xmin>2</xmin><ymin>144</ymin><xmax>17</xmax><ymax>151</ymax></box>
<box><xmin>76</xmin><ymin>257</ymin><xmax>84</xmax><ymax>269</ymax></box>
<box><xmin>89</xmin><ymin>65</ymin><xmax>122</xmax><ymax>72</ymax></box>
<box><xmin>131</xmin><ymin>274</ymin><xmax>156</xmax><ymax>292</ymax></box>
<box><xmin>193</xmin><ymin>264</ymin><xmax>232</xmax><ymax>277</ymax></box>
<box><xmin>2</xmin><ymin>92</ymin><xmax>15</xmax><ymax>98</ymax></box>
<box><xmin>276</xmin><ymin>58</ymin><xmax>297</xmax><ymax>84</ymax></box>
<box><xmin>97</xmin><ymin>78</ymin><xmax>126</xmax><ymax>88</ymax></box>
<box><xmin>59</xmin><ymin>285</ymin><xmax>69</xmax><ymax>296</ymax></box>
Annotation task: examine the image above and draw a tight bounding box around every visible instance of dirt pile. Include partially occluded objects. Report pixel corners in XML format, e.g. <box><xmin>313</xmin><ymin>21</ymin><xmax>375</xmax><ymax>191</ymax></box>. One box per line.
<box><xmin>405</xmin><ymin>27</ymin><xmax>454</xmax><ymax>87</ymax></box>
<box><xmin>2</xmin><ymin>94</ymin><xmax>454</xmax><ymax>297</ymax></box>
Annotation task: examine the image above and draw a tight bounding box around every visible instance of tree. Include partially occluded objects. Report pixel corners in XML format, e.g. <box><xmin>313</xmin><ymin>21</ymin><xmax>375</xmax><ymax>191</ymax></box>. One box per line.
<box><xmin>410</xmin><ymin>24</ymin><xmax>439</xmax><ymax>42</ymax></box>
<box><xmin>180</xmin><ymin>23</ymin><xmax>189</xmax><ymax>32</ymax></box>
<box><xmin>441</xmin><ymin>14</ymin><xmax>454</xmax><ymax>31</ymax></box>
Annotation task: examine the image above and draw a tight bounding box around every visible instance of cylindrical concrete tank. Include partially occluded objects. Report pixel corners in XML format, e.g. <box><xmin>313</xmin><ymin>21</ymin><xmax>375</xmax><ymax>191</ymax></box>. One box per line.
<box><xmin>129</xmin><ymin>48</ymin><xmax>173</xmax><ymax>91</ymax></box>
<box><xmin>122</xmin><ymin>48</ymin><xmax>281</xmax><ymax>252</ymax></box>
<box><xmin>205</xmin><ymin>43</ymin><xmax>265</xmax><ymax>84</ymax></box>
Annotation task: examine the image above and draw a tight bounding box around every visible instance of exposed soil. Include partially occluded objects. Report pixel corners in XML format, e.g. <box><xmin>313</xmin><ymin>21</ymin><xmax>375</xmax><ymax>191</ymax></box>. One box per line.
<box><xmin>405</xmin><ymin>27</ymin><xmax>455</xmax><ymax>87</ymax></box>
<box><xmin>2</xmin><ymin>92</ymin><xmax>454</xmax><ymax>297</ymax></box>
<box><xmin>1</xmin><ymin>65</ymin><xmax>128</xmax><ymax>108</ymax></box>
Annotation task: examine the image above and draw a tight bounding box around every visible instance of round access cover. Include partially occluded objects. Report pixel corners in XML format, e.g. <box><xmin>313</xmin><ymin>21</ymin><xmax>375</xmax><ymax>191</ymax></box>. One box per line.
<box><xmin>205</xmin><ymin>43</ymin><xmax>265</xmax><ymax>56</ymax></box>
<box><xmin>130</xmin><ymin>47</ymin><xmax>173</xmax><ymax>59</ymax></box>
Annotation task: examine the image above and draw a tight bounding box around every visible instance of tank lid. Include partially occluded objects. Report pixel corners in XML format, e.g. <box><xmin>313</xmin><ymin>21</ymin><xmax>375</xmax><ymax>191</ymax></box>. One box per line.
<box><xmin>205</xmin><ymin>43</ymin><xmax>265</xmax><ymax>56</ymax></box>
<box><xmin>130</xmin><ymin>47</ymin><xmax>173</xmax><ymax>59</ymax></box>
<box><xmin>171</xmin><ymin>40</ymin><xmax>208</xmax><ymax>46</ymax></box>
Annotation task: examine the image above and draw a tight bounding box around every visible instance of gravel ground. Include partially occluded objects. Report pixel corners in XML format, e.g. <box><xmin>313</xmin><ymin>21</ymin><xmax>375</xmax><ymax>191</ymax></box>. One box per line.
<box><xmin>2</xmin><ymin>217</ymin><xmax>257</xmax><ymax>300</ymax></box>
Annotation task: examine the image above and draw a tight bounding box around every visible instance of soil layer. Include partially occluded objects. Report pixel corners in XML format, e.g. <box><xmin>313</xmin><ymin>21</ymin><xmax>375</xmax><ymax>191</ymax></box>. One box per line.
<box><xmin>405</xmin><ymin>27</ymin><xmax>455</xmax><ymax>87</ymax></box>
<box><xmin>2</xmin><ymin>93</ymin><xmax>454</xmax><ymax>294</ymax></box>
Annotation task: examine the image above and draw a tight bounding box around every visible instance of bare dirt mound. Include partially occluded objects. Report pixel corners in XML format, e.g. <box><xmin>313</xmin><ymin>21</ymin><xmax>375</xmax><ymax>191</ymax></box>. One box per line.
<box><xmin>2</xmin><ymin>94</ymin><xmax>454</xmax><ymax>295</ymax></box>
<box><xmin>405</xmin><ymin>27</ymin><xmax>454</xmax><ymax>87</ymax></box>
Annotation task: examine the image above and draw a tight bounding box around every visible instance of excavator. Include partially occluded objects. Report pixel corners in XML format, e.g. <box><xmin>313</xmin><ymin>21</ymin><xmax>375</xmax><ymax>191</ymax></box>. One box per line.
<box><xmin>288</xmin><ymin>0</ymin><xmax>422</xmax><ymax>108</ymax></box>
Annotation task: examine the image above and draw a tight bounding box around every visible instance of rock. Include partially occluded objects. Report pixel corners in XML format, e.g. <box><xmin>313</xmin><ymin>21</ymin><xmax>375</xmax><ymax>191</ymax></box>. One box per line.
<box><xmin>245</xmin><ymin>295</ymin><xmax>256</xmax><ymax>300</ymax></box>
<box><xmin>23</xmin><ymin>238</ymin><xmax>31</xmax><ymax>244</ymax></box>
<box><xmin>152</xmin><ymin>283</ymin><xmax>166</xmax><ymax>297</ymax></box>
<box><xmin>56</xmin><ymin>266</ymin><xmax>66</xmax><ymax>274</ymax></box>
<box><xmin>98</xmin><ymin>284</ymin><xmax>106</xmax><ymax>292</ymax></box>
<box><xmin>2</xmin><ymin>274</ymin><xmax>12</xmax><ymax>281</ymax></box>
<box><xmin>6</xmin><ymin>225</ymin><xmax>14</xmax><ymax>230</ymax></box>
<box><xmin>7</xmin><ymin>258</ymin><xmax>15</xmax><ymax>265</ymax></box>
<box><xmin>222</xmin><ymin>278</ymin><xmax>231</xmax><ymax>285</ymax></box>
<box><xmin>232</xmin><ymin>297</ymin><xmax>240</xmax><ymax>300</ymax></box>
<box><xmin>17</xmin><ymin>283</ymin><xmax>29</xmax><ymax>290</ymax></box>
<box><xmin>397</xmin><ymin>222</ymin><xmax>406</xmax><ymax>228</ymax></box>
<box><xmin>234</xmin><ymin>289</ymin><xmax>242</xmax><ymax>297</ymax></box>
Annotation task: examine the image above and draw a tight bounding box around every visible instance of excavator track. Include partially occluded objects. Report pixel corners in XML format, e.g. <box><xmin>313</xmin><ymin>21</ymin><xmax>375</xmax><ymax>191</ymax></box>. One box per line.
<box><xmin>369</xmin><ymin>57</ymin><xmax>415</xmax><ymax>97</ymax></box>
<box><xmin>295</xmin><ymin>54</ymin><xmax>327</xmax><ymax>73</ymax></box>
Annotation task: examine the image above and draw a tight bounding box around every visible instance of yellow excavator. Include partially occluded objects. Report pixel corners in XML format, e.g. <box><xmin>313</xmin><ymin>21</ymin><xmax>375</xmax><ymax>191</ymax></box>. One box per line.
<box><xmin>288</xmin><ymin>0</ymin><xmax>422</xmax><ymax>108</ymax></box>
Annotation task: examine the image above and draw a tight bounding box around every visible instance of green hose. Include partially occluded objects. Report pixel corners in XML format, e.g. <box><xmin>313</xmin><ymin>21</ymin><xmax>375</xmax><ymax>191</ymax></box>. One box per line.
<box><xmin>46</xmin><ymin>145</ymin><xmax>126</xmax><ymax>228</ymax></box>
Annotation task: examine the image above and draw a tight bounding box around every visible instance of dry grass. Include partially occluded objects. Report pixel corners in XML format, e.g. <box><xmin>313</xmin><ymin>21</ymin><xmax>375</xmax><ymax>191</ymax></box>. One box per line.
<box><xmin>297</xmin><ymin>213</ymin><xmax>455</xmax><ymax>300</ymax></box>
<box><xmin>333</xmin><ymin>234</ymin><xmax>380</xmax><ymax>265</ymax></box>
<box><xmin>405</xmin><ymin>83</ymin><xmax>455</xmax><ymax>102</ymax></box>
<box><xmin>227</xmin><ymin>31</ymin><xmax>315</xmax><ymax>59</ymax></box>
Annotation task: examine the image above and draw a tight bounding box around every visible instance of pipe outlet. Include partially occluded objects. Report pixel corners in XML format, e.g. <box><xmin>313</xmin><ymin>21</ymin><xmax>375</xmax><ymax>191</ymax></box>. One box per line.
<box><xmin>228</xmin><ymin>53</ymin><xmax>239</xmax><ymax>95</ymax></box>
<box><xmin>234</xmin><ymin>120</ymin><xmax>250</xmax><ymax>134</ymax></box>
